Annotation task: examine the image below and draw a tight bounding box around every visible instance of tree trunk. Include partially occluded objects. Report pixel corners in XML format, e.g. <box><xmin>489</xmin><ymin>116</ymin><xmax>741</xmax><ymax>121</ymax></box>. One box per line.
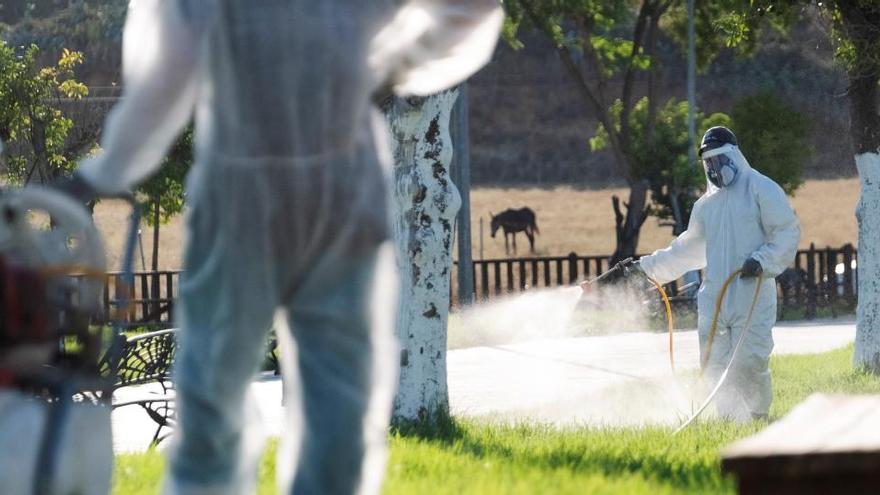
<box><xmin>151</xmin><ymin>200</ymin><xmax>160</xmax><ymax>319</ymax></box>
<box><xmin>839</xmin><ymin>2</ymin><xmax>880</xmax><ymax>373</ymax></box>
<box><xmin>385</xmin><ymin>90</ymin><xmax>461</xmax><ymax>421</ymax></box>
<box><xmin>855</xmin><ymin>152</ymin><xmax>880</xmax><ymax>373</ymax></box>
<box><xmin>850</xmin><ymin>71</ymin><xmax>880</xmax><ymax>373</ymax></box>
<box><xmin>611</xmin><ymin>181</ymin><xmax>650</xmax><ymax>265</ymax></box>
<box><xmin>28</xmin><ymin>118</ymin><xmax>50</xmax><ymax>184</ymax></box>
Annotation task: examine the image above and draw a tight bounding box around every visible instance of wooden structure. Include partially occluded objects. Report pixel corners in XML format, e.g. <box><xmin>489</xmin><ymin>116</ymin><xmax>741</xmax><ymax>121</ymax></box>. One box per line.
<box><xmin>722</xmin><ymin>394</ymin><xmax>880</xmax><ymax>495</ymax></box>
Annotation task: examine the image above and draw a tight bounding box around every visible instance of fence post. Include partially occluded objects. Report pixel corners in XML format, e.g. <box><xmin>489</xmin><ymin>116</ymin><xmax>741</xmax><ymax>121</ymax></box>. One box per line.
<box><xmin>843</xmin><ymin>244</ymin><xmax>855</xmax><ymax>309</ymax></box>
<box><xmin>141</xmin><ymin>274</ymin><xmax>149</xmax><ymax>322</ymax></box>
<box><xmin>531</xmin><ymin>259</ymin><xmax>539</xmax><ymax>287</ymax></box>
<box><xmin>568</xmin><ymin>252</ymin><xmax>579</xmax><ymax>284</ymax></box>
<box><xmin>806</xmin><ymin>243</ymin><xmax>817</xmax><ymax>320</ymax></box>
<box><xmin>479</xmin><ymin>261</ymin><xmax>488</xmax><ymax>300</ymax></box>
<box><xmin>826</xmin><ymin>246</ymin><xmax>838</xmax><ymax>316</ymax></box>
<box><xmin>103</xmin><ymin>275</ymin><xmax>111</xmax><ymax>322</ymax></box>
<box><xmin>166</xmin><ymin>272</ymin><xmax>175</xmax><ymax>323</ymax></box>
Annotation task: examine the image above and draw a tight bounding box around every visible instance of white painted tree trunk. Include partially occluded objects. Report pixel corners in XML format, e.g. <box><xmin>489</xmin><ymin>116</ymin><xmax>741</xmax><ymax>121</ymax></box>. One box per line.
<box><xmin>385</xmin><ymin>90</ymin><xmax>461</xmax><ymax>421</ymax></box>
<box><xmin>854</xmin><ymin>151</ymin><xmax>880</xmax><ymax>372</ymax></box>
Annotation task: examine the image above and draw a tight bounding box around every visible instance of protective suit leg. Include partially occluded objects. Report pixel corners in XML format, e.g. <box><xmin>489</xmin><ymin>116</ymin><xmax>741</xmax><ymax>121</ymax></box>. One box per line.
<box><xmin>276</xmin><ymin>244</ymin><xmax>397</xmax><ymax>495</ymax></box>
<box><xmin>166</xmin><ymin>173</ymin><xmax>278</xmax><ymax>495</ymax></box>
<box><xmin>727</xmin><ymin>320</ymin><xmax>774</xmax><ymax>418</ymax></box>
<box><xmin>698</xmin><ymin>319</ymin><xmax>748</xmax><ymax>421</ymax></box>
<box><xmin>697</xmin><ymin>315</ymin><xmax>775</xmax><ymax>422</ymax></box>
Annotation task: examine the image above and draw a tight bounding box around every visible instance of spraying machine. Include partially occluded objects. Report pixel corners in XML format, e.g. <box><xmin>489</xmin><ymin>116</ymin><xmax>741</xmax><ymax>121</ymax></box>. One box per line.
<box><xmin>0</xmin><ymin>186</ymin><xmax>138</xmax><ymax>495</ymax></box>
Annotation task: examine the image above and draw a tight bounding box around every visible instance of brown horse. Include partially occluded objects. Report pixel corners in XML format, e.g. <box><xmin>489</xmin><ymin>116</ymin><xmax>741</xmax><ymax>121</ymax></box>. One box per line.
<box><xmin>490</xmin><ymin>207</ymin><xmax>540</xmax><ymax>254</ymax></box>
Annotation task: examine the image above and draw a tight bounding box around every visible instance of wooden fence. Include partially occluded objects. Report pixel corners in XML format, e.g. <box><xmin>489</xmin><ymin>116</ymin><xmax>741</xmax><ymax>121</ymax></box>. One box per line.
<box><xmin>91</xmin><ymin>270</ymin><xmax>182</xmax><ymax>328</ymax></box>
<box><xmin>781</xmin><ymin>243</ymin><xmax>858</xmax><ymax>319</ymax></box>
<box><xmin>452</xmin><ymin>243</ymin><xmax>859</xmax><ymax>319</ymax></box>
<box><xmin>455</xmin><ymin>253</ymin><xmax>689</xmax><ymax>303</ymax></box>
<box><xmin>89</xmin><ymin>243</ymin><xmax>857</xmax><ymax>326</ymax></box>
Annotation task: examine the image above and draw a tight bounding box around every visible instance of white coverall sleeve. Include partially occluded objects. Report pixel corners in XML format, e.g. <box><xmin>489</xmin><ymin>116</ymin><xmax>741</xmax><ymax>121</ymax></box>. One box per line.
<box><xmin>369</xmin><ymin>0</ymin><xmax>503</xmax><ymax>96</ymax></box>
<box><xmin>639</xmin><ymin>200</ymin><xmax>708</xmax><ymax>285</ymax></box>
<box><xmin>749</xmin><ymin>179</ymin><xmax>801</xmax><ymax>278</ymax></box>
<box><xmin>77</xmin><ymin>0</ymin><xmax>200</xmax><ymax>194</ymax></box>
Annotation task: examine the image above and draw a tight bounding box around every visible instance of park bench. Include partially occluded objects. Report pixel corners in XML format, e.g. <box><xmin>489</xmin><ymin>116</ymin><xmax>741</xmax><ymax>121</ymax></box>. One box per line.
<box><xmin>96</xmin><ymin>328</ymin><xmax>281</xmax><ymax>447</ymax></box>
<box><xmin>722</xmin><ymin>394</ymin><xmax>880</xmax><ymax>495</ymax></box>
<box><xmin>99</xmin><ymin>329</ymin><xmax>177</xmax><ymax>446</ymax></box>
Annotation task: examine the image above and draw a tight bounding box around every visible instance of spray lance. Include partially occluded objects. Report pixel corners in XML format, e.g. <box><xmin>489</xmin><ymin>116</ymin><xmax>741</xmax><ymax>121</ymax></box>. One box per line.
<box><xmin>579</xmin><ymin>258</ymin><xmax>678</xmax><ymax>373</ymax></box>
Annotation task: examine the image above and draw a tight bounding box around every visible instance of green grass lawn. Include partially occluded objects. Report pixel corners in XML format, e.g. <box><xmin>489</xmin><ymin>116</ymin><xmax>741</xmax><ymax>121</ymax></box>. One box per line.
<box><xmin>113</xmin><ymin>344</ymin><xmax>880</xmax><ymax>494</ymax></box>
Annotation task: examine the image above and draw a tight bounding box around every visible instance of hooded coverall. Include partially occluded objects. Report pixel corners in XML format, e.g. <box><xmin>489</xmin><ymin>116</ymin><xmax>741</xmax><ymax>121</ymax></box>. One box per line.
<box><xmin>639</xmin><ymin>145</ymin><xmax>800</xmax><ymax>421</ymax></box>
<box><xmin>74</xmin><ymin>0</ymin><xmax>502</xmax><ymax>493</ymax></box>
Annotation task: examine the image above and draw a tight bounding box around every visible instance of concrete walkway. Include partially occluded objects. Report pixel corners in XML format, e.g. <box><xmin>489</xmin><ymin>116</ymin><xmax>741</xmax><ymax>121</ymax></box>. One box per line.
<box><xmin>112</xmin><ymin>319</ymin><xmax>856</xmax><ymax>452</ymax></box>
<box><xmin>448</xmin><ymin>319</ymin><xmax>855</xmax><ymax>426</ymax></box>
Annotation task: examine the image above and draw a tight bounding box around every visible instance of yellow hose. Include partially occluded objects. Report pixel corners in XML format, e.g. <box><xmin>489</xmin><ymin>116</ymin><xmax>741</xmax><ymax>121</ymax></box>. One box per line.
<box><xmin>587</xmin><ymin>267</ymin><xmax>765</xmax><ymax>432</ymax></box>
<box><xmin>646</xmin><ymin>277</ymin><xmax>676</xmax><ymax>374</ymax></box>
<box><xmin>700</xmin><ymin>269</ymin><xmax>764</xmax><ymax>375</ymax></box>
<box><xmin>673</xmin><ymin>269</ymin><xmax>764</xmax><ymax>434</ymax></box>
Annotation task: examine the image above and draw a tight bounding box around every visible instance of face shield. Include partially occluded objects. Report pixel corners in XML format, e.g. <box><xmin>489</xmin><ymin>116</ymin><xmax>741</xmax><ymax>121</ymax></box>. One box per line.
<box><xmin>701</xmin><ymin>145</ymin><xmax>740</xmax><ymax>188</ymax></box>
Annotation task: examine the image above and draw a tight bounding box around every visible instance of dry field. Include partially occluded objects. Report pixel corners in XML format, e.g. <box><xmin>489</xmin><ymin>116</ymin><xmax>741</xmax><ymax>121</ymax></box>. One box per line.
<box><xmin>93</xmin><ymin>178</ymin><xmax>860</xmax><ymax>270</ymax></box>
<box><xmin>466</xmin><ymin>178</ymin><xmax>860</xmax><ymax>260</ymax></box>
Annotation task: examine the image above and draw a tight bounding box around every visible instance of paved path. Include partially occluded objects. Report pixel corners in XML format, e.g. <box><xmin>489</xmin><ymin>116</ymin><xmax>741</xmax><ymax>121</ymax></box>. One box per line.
<box><xmin>112</xmin><ymin>319</ymin><xmax>855</xmax><ymax>452</ymax></box>
<box><xmin>448</xmin><ymin>319</ymin><xmax>855</xmax><ymax>426</ymax></box>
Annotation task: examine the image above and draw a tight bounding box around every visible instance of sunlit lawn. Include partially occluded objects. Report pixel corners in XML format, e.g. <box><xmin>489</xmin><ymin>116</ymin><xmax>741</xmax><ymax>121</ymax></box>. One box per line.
<box><xmin>114</xmin><ymin>344</ymin><xmax>880</xmax><ymax>494</ymax></box>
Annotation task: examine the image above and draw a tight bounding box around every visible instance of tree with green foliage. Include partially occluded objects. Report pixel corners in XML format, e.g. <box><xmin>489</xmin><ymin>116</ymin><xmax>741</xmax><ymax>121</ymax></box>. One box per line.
<box><xmin>503</xmin><ymin>0</ymin><xmax>676</xmax><ymax>263</ymax></box>
<box><xmin>664</xmin><ymin>0</ymin><xmax>795</xmax><ymax>70</ymax></box>
<box><xmin>0</xmin><ymin>42</ymin><xmax>91</xmax><ymax>184</ymax></box>
<box><xmin>136</xmin><ymin>126</ymin><xmax>193</xmax><ymax>314</ymax></box>
<box><xmin>730</xmin><ymin>90</ymin><xmax>810</xmax><ymax>195</ymax></box>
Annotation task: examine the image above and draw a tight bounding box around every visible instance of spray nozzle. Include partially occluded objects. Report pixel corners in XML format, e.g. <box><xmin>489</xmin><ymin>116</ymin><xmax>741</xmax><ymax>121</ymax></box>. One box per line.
<box><xmin>580</xmin><ymin>258</ymin><xmax>645</xmax><ymax>292</ymax></box>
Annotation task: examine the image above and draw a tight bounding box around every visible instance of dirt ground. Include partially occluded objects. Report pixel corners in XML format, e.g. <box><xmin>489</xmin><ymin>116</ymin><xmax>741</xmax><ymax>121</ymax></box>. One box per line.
<box><xmin>93</xmin><ymin>178</ymin><xmax>860</xmax><ymax>270</ymax></box>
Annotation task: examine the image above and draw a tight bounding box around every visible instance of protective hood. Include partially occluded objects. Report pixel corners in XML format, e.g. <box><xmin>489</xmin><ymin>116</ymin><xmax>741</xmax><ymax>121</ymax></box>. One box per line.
<box><xmin>701</xmin><ymin>143</ymin><xmax>752</xmax><ymax>193</ymax></box>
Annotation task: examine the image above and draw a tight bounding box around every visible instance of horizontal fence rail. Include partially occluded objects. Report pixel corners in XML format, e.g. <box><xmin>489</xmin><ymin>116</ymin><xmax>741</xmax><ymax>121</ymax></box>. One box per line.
<box><xmin>85</xmin><ymin>243</ymin><xmax>857</xmax><ymax>327</ymax></box>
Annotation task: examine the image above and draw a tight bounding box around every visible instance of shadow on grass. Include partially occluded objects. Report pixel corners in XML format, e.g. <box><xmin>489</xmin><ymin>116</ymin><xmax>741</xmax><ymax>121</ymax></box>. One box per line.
<box><xmin>390</xmin><ymin>405</ymin><xmax>744</xmax><ymax>492</ymax></box>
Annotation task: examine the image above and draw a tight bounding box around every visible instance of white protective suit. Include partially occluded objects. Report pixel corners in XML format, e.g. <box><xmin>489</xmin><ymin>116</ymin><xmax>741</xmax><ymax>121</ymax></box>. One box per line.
<box><xmin>75</xmin><ymin>1</ymin><xmax>502</xmax><ymax>494</ymax></box>
<box><xmin>639</xmin><ymin>143</ymin><xmax>800</xmax><ymax>421</ymax></box>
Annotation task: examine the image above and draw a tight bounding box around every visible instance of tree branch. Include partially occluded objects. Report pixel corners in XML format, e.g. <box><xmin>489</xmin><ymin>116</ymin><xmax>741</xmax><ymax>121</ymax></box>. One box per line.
<box><xmin>577</xmin><ymin>17</ymin><xmax>633</xmax><ymax>181</ymax></box>
<box><xmin>619</xmin><ymin>1</ymin><xmax>651</xmax><ymax>152</ymax></box>
<box><xmin>517</xmin><ymin>0</ymin><xmax>631</xmax><ymax>180</ymax></box>
<box><xmin>644</xmin><ymin>5</ymin><xmax>663</xmax><ymax>146</ymax></box>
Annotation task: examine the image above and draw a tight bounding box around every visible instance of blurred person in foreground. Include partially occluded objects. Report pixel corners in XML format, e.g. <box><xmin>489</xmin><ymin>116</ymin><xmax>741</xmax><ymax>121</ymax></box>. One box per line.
<box><xmin>628</xmin><ymin>126</ymin><xmax>800</xmax><ymax>422</ymax></box>
<box><xmin>62</xmin><ymin>0</ymin><xmax>502</xmax><ymax>493</ymax></box>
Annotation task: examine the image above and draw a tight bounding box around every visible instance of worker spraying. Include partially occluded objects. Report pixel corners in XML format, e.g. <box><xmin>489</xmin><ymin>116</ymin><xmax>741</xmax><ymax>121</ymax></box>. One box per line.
<box><xmin>602</xmin><ymin>127</ymin><xmax>800</xmax><ymax>422</ymax></box>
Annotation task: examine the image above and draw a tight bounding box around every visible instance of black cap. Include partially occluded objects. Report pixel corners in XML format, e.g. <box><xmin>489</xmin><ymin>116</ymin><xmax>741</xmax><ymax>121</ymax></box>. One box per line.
<box><xmin>699</xmin><ymin>126</ymin><xmax>737</xmax><ymax>157</ymax></box>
